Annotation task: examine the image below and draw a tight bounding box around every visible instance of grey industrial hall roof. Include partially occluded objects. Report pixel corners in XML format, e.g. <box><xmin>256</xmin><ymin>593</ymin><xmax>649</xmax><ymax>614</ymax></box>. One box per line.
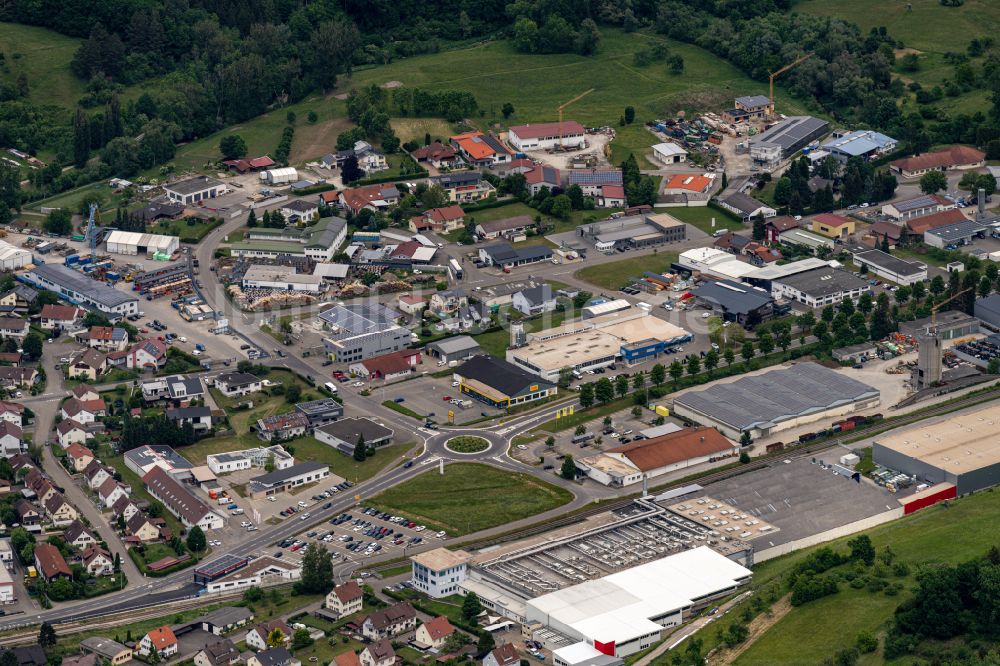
<box><xmin>427</xmin><ymin>336</ymin><xmax>481</xmax><ymax>355</ymax></box>
<box><xmin>27</xmin><ymin>264</ymin><xmax>138</xmax><ymax>308</ymax></box>
<box><xmin>751</xmin><ymin>116</ymin><xmax>829</xmax><ymax>150</ymax></box>
<box><xmin>673</xmin><ymin>362</ymin><xmax>880</xmax><ymax>431</ymax></box>
<box><xmin>164</xmin><ymin>175</ymin><xmax>223</xmax><ymax>195</ymax></box>
<box><xmin>568</xmin><ymin>170</ymin><xmax>623</xmax><ymax>186</ymax></box>
<box><xmin>736</xmin><ymin>95</ymin><xmax>770</xmax><ymax>107</ymax></box>
<box><xmin>691</xmin><ymin>280</ymin><xmax>772</xmax><ymax>315</ymax></box>
<box><xmin>853</xmin><ymin>250</ymin><xmax>925</xmax><ymax>277</ymax></box>
<box><xmin>319</xmin><ymin>303</ymin><xmax>402</xmax><ymax>339</ymax></box>
<box><xmin>456</xmin><ymin>355</ymin><xmax>554</xmax><ymax>397</ymax></box>
<box><xmin>316</xmin><ymin>417</ymin><xmax>394</xmax><ymax>444</ymax></box>
<box><xmin>924</xmin><ymin>219</ymin><xmax>987</xmax><ymax>242</ymax></box>
<box><xmin>250</xmin><ymin>461</ymin><xmax>329</xmax><ymax>487</ymax></box>
<box><xmin>775</xmin><ymin>267</ymin><xmax>869</xmax><ymax>298</ymax></box>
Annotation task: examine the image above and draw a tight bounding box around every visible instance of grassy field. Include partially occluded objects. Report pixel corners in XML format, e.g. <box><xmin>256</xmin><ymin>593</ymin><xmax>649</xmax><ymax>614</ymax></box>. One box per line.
<box><xmin>575</xmin><ymin>250</ymin><xmax>679</xmax><ymax>290</ymax></box>
<box><xmin>370</xmin><ymin>463</ymin><xmax>573</xmax><ymax>535</ymax></box>
<box><xmin>151</xmin><ymin>95</ymin><xmax>352</xmax><ymax>176</ymax></box>
<box><xmin>346</xmin><ymin>29</ymin><xmax>808</xmax><ymax>167</ymax></box>
<box><xmin>390</xmin><ymin>117</ymin><xmax>457</xmax><ymax>144</ymax></box>
<box><xmin>704</xmin><ymin>489</ymin><xmax>1000</xmax><ymax>666</ymax></box>
<box><xmin>666</xmin><ymin>205</ymin><xmax>742</xmax><ymax>236</ymax></box>
<box><xmin>0</xmin><ymin>22</ymin><xmax>88</xmax><ymax>109</ymax></box>
<box><xmin>796</xmin><ymin>0</ymin><xmax>998</xmax><ymax>116</ymax></box>
<box><xmin>149</xmin><ymin>215</ymin><xmax>223</xmax><ymax>242</ymax></box>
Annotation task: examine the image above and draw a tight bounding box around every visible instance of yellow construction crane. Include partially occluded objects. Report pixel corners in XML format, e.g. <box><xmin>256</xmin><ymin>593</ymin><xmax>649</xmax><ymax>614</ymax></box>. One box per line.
<box><xmin>929</xmin><ymin>287</ymin><xmax>972</xmax><ymax>328</ymax></box>
<box><xmin>768</xmin><ymin>53</ymin><xmax>813</xmax><ymax>118</ymax></box>
<box><xmin>557</xmin><ymin>88</ymin><xmax>595</xmax><ymax>148</ymax></box>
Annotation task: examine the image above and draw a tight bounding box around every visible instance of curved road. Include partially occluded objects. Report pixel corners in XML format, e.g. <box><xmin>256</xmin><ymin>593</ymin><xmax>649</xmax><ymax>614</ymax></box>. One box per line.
<box><xmin>6</xmin><ymin>205</ymin><xmax>612</xmax><ymax>630</ymax></box>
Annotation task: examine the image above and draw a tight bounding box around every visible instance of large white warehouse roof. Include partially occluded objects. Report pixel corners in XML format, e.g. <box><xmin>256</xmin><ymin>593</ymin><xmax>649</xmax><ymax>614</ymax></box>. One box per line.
<box><xmin>105</xmin><ymin>230</ymin><xmax>178</xmax><ymax>252</ymax></box>
<box><xmin>526</xmin><ymin>547</ymin><xmax>751</xmax><ymax>647</ymax></box>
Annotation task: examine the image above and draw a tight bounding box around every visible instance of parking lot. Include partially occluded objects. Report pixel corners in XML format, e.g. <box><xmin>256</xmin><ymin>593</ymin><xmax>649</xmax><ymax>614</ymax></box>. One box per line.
<box><xmin>272</xmin><ymin>503</ymin><xmax>450</xmax><ymax>566</ymax></box>
<box><xmin>340</xmin><ymin>373</ymin><xmax>505</xmax><ymax>424</ymax></box>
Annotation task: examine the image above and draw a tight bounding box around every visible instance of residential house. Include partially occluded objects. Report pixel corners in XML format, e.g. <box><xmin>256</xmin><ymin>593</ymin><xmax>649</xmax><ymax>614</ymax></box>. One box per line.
<box><xmin>360</xmin><ymin>640</ymin><xmax>396</xmax><ymax>666</ymax></box>
<box><xmin>85</xmin><ymin>326</ymin><xmax>129</xmax><ymax>352</ymax></box>
<box><xmin>409</xmin><ymin>205</ymin><xmax>465</xmax><ymax>234</ymax></box>
<box><xmin>318</xmin><ymin>190</ymin><xmax>340</xmax><ymax>207</ymax></box>
<box><xmin>166</xmin><ymin>406</ymin><xmax>214</xmax><ymax>432</ymax></box>
<box><xmin>65</xmin><ymin>443</ymin><xmax>94</xmax><ymax>472</ymax></box>
<box><xmin>335</xmin><ymin>141</ymin><xmax>388</xmax><ymax>174</ymax></box>
<box><xmin>449</xmin><ymin>132</ymin><xmax>511</xmax><ymax>167</ymax></box>
<box><xmin>81</xmin><ymin>547</ymin><xmax>113</xmax><ymax>577</ymax></box>
<box><xmin>247</xmin><ymin>647</ymin><xmax>296</xmax><ymax>666</ymax></box>
<box><xmin>84</xmin><ymin>460</ymin><xmax>113</xmax><ymax>490</ymax></box>
<box><xmin>339</xmin><ymin>184</ymin><xmax>400</xmax><ymax>215</ymax></box>
<box><xmin>126</xmin><ymin>512</ymin><xmax>161</xmax><ymax>543</ymax></box>
<box><xmin>361</xmin><ymin>602</ymin><xmax>418</xmax><ymax>640</ymax></box>
<box><xmin>764</xmin><ymin>216</ymin><xmax>799</xmax><ymax>243</ymax></box>
<box><xmin>0</xmin><ymin>420</ymin><xmax>21</xmax><ymax>456</ymax></box>
<box><xmin>476</xmin><ymin>216</ymin><xmax>534</xmax><ymax>240</ymax></box>
<box><xmin>127</xmin><ymin>339</ymin><xmax>168</xmax><ymax>370</ymax></box>
<box><xmin>34</xmin><ymin>543</ymin><xmax>71</xmax><ymax>581</ymax></box>
<box><xmin>523</xmin><ymin>165</ymin><xmax>561</xmax><ymax>195</ymax></box>
<box><xmin>255</xmin><ymin>411</ymin><xmax>309</xmax><ymax>442</ymax></box>
<box><xmin>14</xmin><ymin>499</ymin><xmax>39</xmax><ymax>528</ymax></box>
<box><xmin>68</xmin><ymin>348</ymin><xmax>108</xmax><ymax>382</ymax></box>
<box><xmin>484</xmin><ymin>645</ymin><xmax>520</xmax><ymax>666</ymax></box>
<box><xmin>431</xmin><ymin>172</ymin><xmax>495</xmax><ymax>203</ymax></box>
<box><xmin>246</xmin><ymin>620</ymin><xmax>293</xmax><ymax>651</ymax></box>
<box><xmin>326</xmin><ymin>580</ymin><xmax>363</xmax><ymax>617</ymax></box>
<box><xmin>0</xmin><ymin>367</ymin><xmax>36</xmax><ymax>388</ymax></box>
<box><xmin>222</xmin><ymin>155</ymin><xmax>275</xmax><ymax>173</ymax></box>
<box><xmin>72</xmin><ymin>384</ymin><xmax>100</xmax><ymax>401</ymax></box>
<box><xmin>334</xmin><ymin>652</ymin><xmax>362</xmax><ymax>666</ymax></box>
<box><xmin>64</xmin><ymin>520</ymin><xmax>98</xmax><ymax>550</ymax></box>
<box><xmin>111</xmin><ymin>496</ymin><xmax>141</xmax><ymax>522</ymax></box>
<box><xmin>869</xmin><ymin>221</ymin><xmax>903</xmax><ymax>248</ymax></box>
<box><xmin>415</xmin><ymin>616</ymin><xmax>454</xmax><ymax>650</ymax></box>
<box><xmin>511</xmin><ymin>284</ymin><xmax>556</xmax><ymax>316</ymax></box>
<box><xmin>280</xmin><ymin>199</ymin><xmax>320</xmax><ymax>224</ymax></box>
<box><xmin>138</xmin><ymin>626</ymin><xmax>178</xmax><ymax>658</ymax></box>
<box><xmin>194</xmin><ymin>639</ymin><xmax>241</xmax><ymax>666</ymax></box>
<box><xmin>596</xmin><ymin>184</ymin><xmax>626</xmax><ymax>208</ymax></box>
<box><xmin>38</xmin><ymin>304</ymin><xmax>84</xmax><ymax>331</ymax></box>
<box><xmin>350</xmin><ymin>349</ymin><xmax>421</xmax><ymax>381</ymax></box>
<box><xmin>0</xmin><ymin>401</ymin><xmax>22</xmax><ymax>427</ymax></box>
<box><xmin>60</xmin><ymin>397</ymin><xmax>106</xmax><ymax>424</ymax></box>
<box><xmin>429</xmin><ymin>289</ymin><xmax>468</xmax><ymax>318</ymax></box>
<box><xmin>214</xmin><ymin>372</ymin><xmax>263</xmax><ymax>397</ymax></box>
<box><xmin>396</xmin><ymin>294</ymin><xmax>427</xmax><ymax>316</ymax></box>
<box><xmin>0</xmin><ymin>646</ymin><xmax>49</xmax><ymax>666</ymax></box>
<box><xmin>713</xmin><ymin>231</ymin><xmax>752</xmax><ymax>255</ymax></box>
<box><xmin>411</xmin><ymin>141</ymin><xmax>459</xmax><ymax>168</ymax></box>
<box><xmin>0</xmin><ymin>285</ymin><xmax>37</xmax><ymax>314</ymax></box>
<box><xmin>97</xmin><ymin>477</ymin><xmax>130</xmax><ymax>509</ymax></box>
<box><xmin>44</xmin><ymin>492</ymin><xmax>79</xmax><ymax>527</ymax></box>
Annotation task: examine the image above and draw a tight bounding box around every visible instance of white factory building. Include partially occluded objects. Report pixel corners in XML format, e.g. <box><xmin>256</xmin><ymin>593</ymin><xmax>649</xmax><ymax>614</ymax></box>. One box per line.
<box><xmin>525</xmin><ymin>547</ymin><xmax>752</xmax><ymax>658</ymax></box>
<box><xmin>0</xmin><ymin>240</ymin><xmax>32</xmax><ymax>270</ymax></box>
<box><xmin>105</xmin><ymin>231</ymin><xmax>180</xmax><ymax>257</ymax></box>
<box><xmin>677</xmin><ymin>248</ymin><xmax>758</xmax><ymax>281</ymax></box>
<box><xmin>241</xmin><ymin>265</ymin><xmax>323</xmax><ymax>293</ymax></box>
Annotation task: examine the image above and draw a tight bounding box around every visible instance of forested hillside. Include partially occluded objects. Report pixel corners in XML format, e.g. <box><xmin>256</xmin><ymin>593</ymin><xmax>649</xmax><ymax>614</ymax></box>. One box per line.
<box><xmin>1</xmin><ymin>0</ymin><xmax>999</xmax><ymax>222</ymax></box>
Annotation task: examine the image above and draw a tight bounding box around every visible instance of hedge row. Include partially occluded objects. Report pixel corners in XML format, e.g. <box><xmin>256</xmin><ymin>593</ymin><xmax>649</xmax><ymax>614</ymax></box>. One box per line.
<box><xmin>350</xmin><ymin>170</ymin><xmax>429</xmax><ymax>187</ymax></box>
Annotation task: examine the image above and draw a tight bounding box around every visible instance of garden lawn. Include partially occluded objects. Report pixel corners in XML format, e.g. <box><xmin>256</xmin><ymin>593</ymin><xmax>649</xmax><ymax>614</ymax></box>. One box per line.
<box><xmin>666</xmin><ymin>205</ymin><xmax>742</xmax><ymax>236</ymax></box>
<box><xmin>149</xmin><ymin>215</ymin><xmax>223</xmax><ymax>243</ymax></box>
<box><xmin>695</xmin><ymin>488</ymin><xmax>1000</xmax><ymax>666</ymax></box>
<box><xmin>0</xmin><ymin>22</ymin><xmax>89</xmax><ymax>109</ymax></box>
<box><xmin>390</xmin><ymin>118</ymin><xmax>457</xmax><ymax>144</ymax></box>
<box><xmin>297</xmin><ymin>439</ymin><xmax>413</xmax><ymax>483</ymax></box>
<box><xmin>370</xmin><ymin>463</ymin><xmax>573</xmax><ymax>535</ymax></box>
<box><xmin>575</xmin><ymin>250</ymin><xmax>679</xmax><ymax>290</ymax></box>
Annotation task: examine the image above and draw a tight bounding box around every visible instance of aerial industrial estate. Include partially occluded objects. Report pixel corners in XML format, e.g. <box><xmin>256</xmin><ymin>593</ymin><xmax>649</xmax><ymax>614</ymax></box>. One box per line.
<box><xmin>2</xmin><ymin>2</ymin><xmax>1000</xmax><ymax>664</ymax></box>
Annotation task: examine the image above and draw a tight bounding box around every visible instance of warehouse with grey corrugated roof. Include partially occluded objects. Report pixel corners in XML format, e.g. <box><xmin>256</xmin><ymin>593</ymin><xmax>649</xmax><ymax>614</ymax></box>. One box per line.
<box><xmin>671</xmin><ymin>362</ymin><xmax>880</xmax><ymax>440</ymax></box>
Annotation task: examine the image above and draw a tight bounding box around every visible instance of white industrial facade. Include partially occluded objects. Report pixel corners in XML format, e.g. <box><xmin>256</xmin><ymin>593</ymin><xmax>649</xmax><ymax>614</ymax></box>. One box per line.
<box><xmin>105</xmin><ymin>231</ymin><xmax>180</xmax><ymax>257</ymax></box>
<box><xmin>507</xmin><ymin>122</ymin><xmax>586</xmax><ymax>151</ymax></box>
<box><xmin>241</xmin><ymin>265</ymin><xmax>322</xmax><ymax>293</ymax></box>
<box><xmin>525</xmin><ymin>548</ymin><xmax>752</xmax><ymax>657</ymax></box>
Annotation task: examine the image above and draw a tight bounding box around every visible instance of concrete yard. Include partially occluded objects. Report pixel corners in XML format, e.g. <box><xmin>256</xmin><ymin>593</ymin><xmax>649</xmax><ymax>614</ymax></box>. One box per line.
<box><xmin>703</xmin><ymin>457</ymin><xmax>898</xmax><ymax>549</ymax></box>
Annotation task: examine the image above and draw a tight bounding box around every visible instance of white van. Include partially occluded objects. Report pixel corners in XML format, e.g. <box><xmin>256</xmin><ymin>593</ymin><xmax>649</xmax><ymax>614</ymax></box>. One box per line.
<box><xmin>324</xmin><ymin>382</ymin><xmax>338</xmax><ymax>394</ymax></box>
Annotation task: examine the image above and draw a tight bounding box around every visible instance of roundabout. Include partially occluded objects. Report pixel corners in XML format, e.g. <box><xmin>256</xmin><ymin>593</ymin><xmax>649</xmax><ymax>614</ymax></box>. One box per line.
<box><xmin>444</xmin><ymin>435</ymin><xmax>491</xmax><ymax>455</ymax></box>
